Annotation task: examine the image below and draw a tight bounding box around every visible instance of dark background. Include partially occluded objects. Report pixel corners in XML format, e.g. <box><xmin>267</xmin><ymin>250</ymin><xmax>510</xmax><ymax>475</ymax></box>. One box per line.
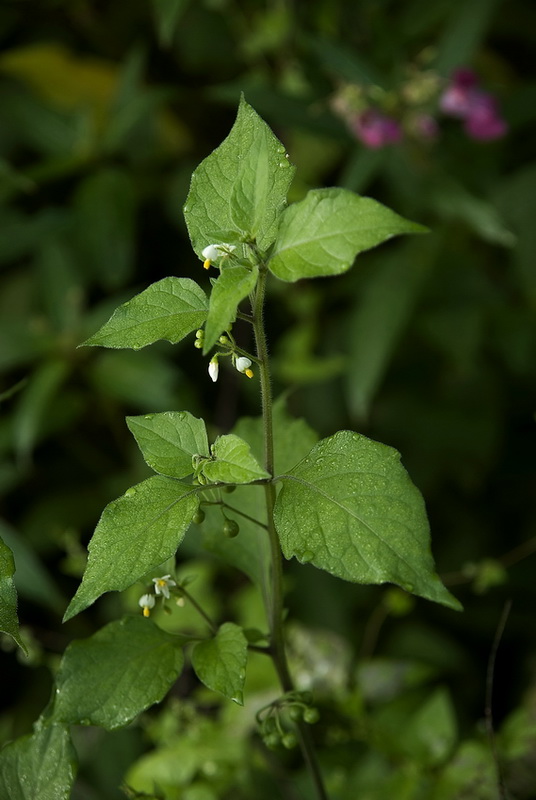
<box><xmin>0</xmin><ymin>1</ymin><xmax>535</xmax><ymax>797</ymax></box>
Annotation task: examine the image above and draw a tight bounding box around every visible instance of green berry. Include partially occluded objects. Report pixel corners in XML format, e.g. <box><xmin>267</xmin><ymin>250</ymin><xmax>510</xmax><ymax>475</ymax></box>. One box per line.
<box><xmin>223</xmin><ymin>519</ymin><xmax>239</xmax><ymax>538</ymax></box>
<box><xmin>192</xmin><ymin>509</ymin><xmax>205</xmax><ymax>525</ymax></box>
<box><xmin>263</xmin><ymin>733</ymin><xmax>280</xmax><ymax>750</ymax></box>
<box><xmin>195</xmin><ymin>329</ymin><xmax>204</xmax><ymax>339</ymax></box>
<box><xmin>288</xmin><ymin>705</ymin><xmax>303</xmax><ymax>722</ymax></box>
<box><xmin>303</xmin><ymin>707</ymin><xmax>320</xmax><ymax>724</ymax></box>
<box><xmin>193</xmin><ymin>339</ymin><xmax>203</xmax><ymax>349</ymax></box>
<box><xmin>219</xmin><ymin>335</ymin><xmax>229</xmax><ymax>344</ymax></box>
<box><xmin>282</xmin><ymin>732</ymin><xmax>297</xmax><ymax>750</ymax></box>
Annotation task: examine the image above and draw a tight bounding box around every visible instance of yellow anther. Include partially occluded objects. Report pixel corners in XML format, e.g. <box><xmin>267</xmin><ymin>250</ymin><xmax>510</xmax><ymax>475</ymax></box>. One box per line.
<box><xmin>245</xmin><ymin>368</ymin><xmax>254</xmax><ymax>379</ymax></box>
<box><xmin>143</xmin><ymin>606</ymin><xmax>150</xmax><ymax>617</ymax></box>
<box><xmin>203</xmin><ymin>259</ymin><xmax>211</xmax><ymax>270</ymax></box>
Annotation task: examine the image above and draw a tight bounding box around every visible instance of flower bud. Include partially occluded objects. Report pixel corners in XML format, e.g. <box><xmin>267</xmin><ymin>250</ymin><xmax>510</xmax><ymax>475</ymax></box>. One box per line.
<box><xmin>208</xmin><ymin>358</ymin><xmax>219</xmax><ymax>382</ymax></box>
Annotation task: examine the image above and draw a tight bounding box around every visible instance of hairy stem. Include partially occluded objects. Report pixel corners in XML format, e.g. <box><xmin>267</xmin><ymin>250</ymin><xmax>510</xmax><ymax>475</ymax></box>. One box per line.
<box><xmin>251</xmin><ymin>264</ymin><xmax>329</xmax><ymax>800</ymax></box>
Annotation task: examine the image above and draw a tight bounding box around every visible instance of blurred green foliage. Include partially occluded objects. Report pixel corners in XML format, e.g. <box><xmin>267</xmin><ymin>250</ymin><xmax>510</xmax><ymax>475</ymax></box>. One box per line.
<box><xmin>1</xmin><ymin>0</ymin><xmax>535</xmax><ymax>797</ymax></box>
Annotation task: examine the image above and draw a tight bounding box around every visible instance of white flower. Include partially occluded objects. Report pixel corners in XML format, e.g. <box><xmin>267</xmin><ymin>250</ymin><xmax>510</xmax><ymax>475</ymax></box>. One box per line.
<box><xmin>152</xmin><ymin>574</ymin><xmax>177</xmax><ymax>599</ymax></box>
<box><xmin>201</xmin><ymin>243</ymin><xmax>236</xmax><ymax>269</ymax></box>
<box><xmin>208</xmin><ymin>357</ymin><xmax>219</xmax><ymax>382</ymax></box>
<box><xmin>139</xmin><ymin>593</ymin><xmax>155</xmax><ymax>617</ymax></box>
<box><xmin>235</xmin><ymin>356</ymin><xmax>254</xmax><ymax>379</ymax></box>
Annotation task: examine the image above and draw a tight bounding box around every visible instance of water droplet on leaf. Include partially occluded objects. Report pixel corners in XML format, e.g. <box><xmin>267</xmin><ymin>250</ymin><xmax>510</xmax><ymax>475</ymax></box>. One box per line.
<box><xmin>300</xmin><ymin>550</ymin><xmax>314</xmax><ymax>563</ymax></box>
<box><xmin>125</xmin><ymin>487</ymin><xmax>137</xmax><ymax>498</ymax></box>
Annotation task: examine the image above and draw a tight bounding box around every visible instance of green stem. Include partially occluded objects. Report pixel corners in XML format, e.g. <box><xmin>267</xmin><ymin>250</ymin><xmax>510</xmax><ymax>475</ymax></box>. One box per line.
<box><xmin>251</xmin><ymin>265</ymin><xmax>329</xmax><ymax>800</ymax></box>
<box><xmin>220</xmin><ymin>501</ymin><xmax>269</xmax><ymax>530</ymax></box>
<box><xmin>176</xmin><ymin>585</ymin><xmax>217</xmax><ymax>635</ymax></box>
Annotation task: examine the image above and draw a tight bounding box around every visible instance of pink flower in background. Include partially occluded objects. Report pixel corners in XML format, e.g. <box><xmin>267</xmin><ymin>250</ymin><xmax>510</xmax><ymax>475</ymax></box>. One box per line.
<box><xmin>351</xmin><ymin>109</ymin><xmax>402</xmax><ymax>149</ymax></box>
<box><xmin>463</xmin><ymin>92</ymin><xmax>508</xmax><ymax>140</ymax></box>
<box><xmin>440</xmin><ymin>68</ymin><xmax>507</xmax><ymax>141</ymax></box>
<box><xmin>439</xmin><ymin>68</ymin><xmax>479</xmax><ymax>117</ymax></box>
<box><xmin>332</xmin><ymin>65</ymin><xmax>507</xmax><ymax>148</ymax></box>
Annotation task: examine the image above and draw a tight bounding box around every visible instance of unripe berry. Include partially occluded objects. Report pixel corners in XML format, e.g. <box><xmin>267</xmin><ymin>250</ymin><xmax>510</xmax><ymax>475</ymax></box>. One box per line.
<box><xmin>282</xmin><ymin>732</ymin><xmax>298</xmax><ymax>750</ymax></box>
<box><xmin>263</xmin><ymin>733</ymin><xmax>280</xmax><ymax>750</ymax></box>
<box><xmin>192</xmin><ymin>509</ymin><xmax>205</xmax><ymax>525</ymax></box>
<box><xmin>223</xmin><ymin>519</ymin><xmax>239</xmax><ymax>538</ymax></box>
<box><xmin>303</xmin><ymin>707</ymin><xmax>320</xmax><ymax>724</ymax></box>
<box><xmin>288</xmin><ymin>705</ymin><xmax>303</xmax><ymax>722</ymax></box>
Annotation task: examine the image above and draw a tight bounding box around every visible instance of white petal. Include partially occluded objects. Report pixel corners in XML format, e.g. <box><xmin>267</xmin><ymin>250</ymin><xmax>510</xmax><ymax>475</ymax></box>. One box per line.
<box><xmin>201</xmin><ymin>244</ymin><xmax>221</xmax><ymax>261</ymax></box>
<box><xmin>208</xmin><ymin>359</ymin><xmax>219</xmax><ymax>382</ymax></box>
<box><xmin>235</xmin><ymin>356</ymin><xmax>252</xmax><ymax>373</ymax></box>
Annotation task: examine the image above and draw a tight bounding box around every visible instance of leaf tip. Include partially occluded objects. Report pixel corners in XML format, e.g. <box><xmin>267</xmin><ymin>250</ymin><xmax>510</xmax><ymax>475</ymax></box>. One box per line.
<box><xmin>77</xmin><ymin>337</ymin><xmax>96</xmax><ymax>348</ymax></box>
<box><xmin>62</xmin><ymin>593</ymin><xmax>88</xmax><ymax>624</ymax></box>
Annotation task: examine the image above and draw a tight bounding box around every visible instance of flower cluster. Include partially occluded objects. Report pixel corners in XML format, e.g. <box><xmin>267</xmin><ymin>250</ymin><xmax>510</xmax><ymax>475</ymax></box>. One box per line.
<box><xmin>331</xmin><ymin>63</ymin><xmax>507</xmax><ymax>149</ymax></box>
<box><xmin>194</xmin><ymin>255</ymin><xmax>256</xmax><ymax>383</ymax></box>
<box><xmin>208</xmin><ymin>354</ymin><xmax>254</xmax><ymax>382</ymax></box>
<box><xmin>138</xmin><ymin>574</ymin><xmax>177</xmax><ymax>617</ymax></box>
<box><xmin>439</xmin><ymin>68</ymin><xmax>507</xmax><ymax>140</ymax></box>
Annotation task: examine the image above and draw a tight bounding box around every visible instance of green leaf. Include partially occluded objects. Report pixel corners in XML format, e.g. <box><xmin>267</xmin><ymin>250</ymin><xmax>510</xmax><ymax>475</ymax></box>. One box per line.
<box><xmin>82</xmin><ymin>277</ymin><xmax>208</xmax><ymax>350</ymax></box>
<box><xmin>184</xmin><ymin>96</ymin><xmax>295</xmax><ymax>255</ymax></box>
<box><xmin>125</xmin><ymin>719</ymin><xmax>243</xmax><ymax>795</ymax></box>
<box><xmin>201</xmin><ymin>434</ymin><xmax>271</xmax><ymax>484</ymax></box>
<box><xmin>402</xmin><ymin>688</ymin><xmax>457</xmax><ymax>766</ymax></box>
<box><xmin>0</xmin><ymin>721</ymin><xmax>76</xmax><ymax>800</ymax></box>
<box><xmin>63</xmin><ymin>477</ymin><xmax>199</xmax><ymax>621</ymax></box>
<box><xmin>73</xmin><ymin>168</ymin><xmax>137</xmax><ymax>289</ymax></box>
<box><xmin>127</xmin><ymin>412</ymin><xmax>209</xmax><ymax>478</ymax></box>
<box><xmin>268</xmin><ymin>188</ymin><xmax>427</xmax><ymax>282</ymax></box>
<box><xmin>0</xmin><ymin>535</ymin><xmax>27</xmax><ymax>654</ymax></box>
<box><xmin>13</xmin><ymin>360</ymin><xmax>69</xmax><ymax>460</ymax></box>
<box><xmin>345</xmin><ymin>243</ymin><xmax>429</xmax><ymax>419</ymax></box>
<box><xmin>273</xmin><ymin>431</ymin><xmax>461</xmax><ymax>610</ymax></box>
<box><xmin>53</xmin><ymin>616</ymin><xmax>187</xmax><ymax>729</ymax></box>
<box><xmin>233</xmin><ymin>395</ymin><xmax>318</xmax><ymax>475</ymax></box>
<box><xmin>433</xmin><ymin>741</ymin><xmax>497</xmax><ymax>799</ymax></box>
<box><xmin>152</xmin><ymin>0</ymin><xmax>190</xmax><ymax>47</ymax></box>
<box><xmin>89</xmin><ymin>349</ymin><xmax>180</xmax><ymax>412</ymax></box>
<box><xmin>0</xmin><ymin>520</ymin><xmax>64</xmax><ymax>612</ymax></box>
<box><xmin>191</xmin><ymin>622</ymin><xmax>248</xmax><ymax>704</ymax></box>
<box><xmin>203</xmin><ymin>265</ymin><xmax>258</xmax><ymax>353</ymax></box>
<box><xmin>436</xmin><ymin>0</ymin><xmax>501</xmax><ymax>73</ymax></box>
